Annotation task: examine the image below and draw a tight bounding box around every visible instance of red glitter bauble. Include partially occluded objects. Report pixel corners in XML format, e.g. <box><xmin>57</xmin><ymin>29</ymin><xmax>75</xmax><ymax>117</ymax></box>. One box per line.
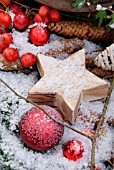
<box><xmin>63</xmin><ymin>140</ymin><xmax>84</xmax><ymax>161</ymax></box>
<box><xmin>29</xmin><ymin>26</ymin><xmax>50</xmax><ymax>46</ymax></box>
<box><xmin>19</xmin><ymin>105</ymin><xmax>64</xmax><ymax>151</ymax></box>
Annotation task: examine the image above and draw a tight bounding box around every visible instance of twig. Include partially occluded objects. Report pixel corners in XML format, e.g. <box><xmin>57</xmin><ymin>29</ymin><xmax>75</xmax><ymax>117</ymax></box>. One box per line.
<box><xmin>106</xmin><ymin>8</ymin><xmax>114</xmax><ymax>14</ymax></box>
<box><xmin>0</xmin><ymin>1</ymin><xmax>6</xmax><ymax>8</ymax></box>
<box><xmin>12</xmin><ymin>0</ymin><xmax>39</xmax><ymax>11</ymax></box>
<box><xmin>103</xmin><ymin>74</ymin><xmax>114</xmax><ymax>80</ymax></box>
<box><xmin>0</xmin><ymin>78</ymin><xmax>92</xmax><ymax>140</ymax></box>
<box><xmin>12</xmin><ymin>0</ymin><xmax>30</xmax><ymax>10</ymax></box>
<box><xmin>107</xmin><ymin>160</ymin><xmax>114</xmax><ymax>168</ymax></box>
<box><xmin>85</xmin><ymin>50</ymin><xmax>102</xmax><ymax>55</ymax></box>
<box><xmin>90</xmin><ymin>77</ymin><xmax>114</xmax><ymax>170</ymax></box>
<box><xmin>0</xmin><ymin>68</ymin><xmax>32</xmax><ymax>75</ymax></box>
<box><xmin>1</xmin><ymin>78</ymin><xmax>114</xmax><ymax>169</ymax></box>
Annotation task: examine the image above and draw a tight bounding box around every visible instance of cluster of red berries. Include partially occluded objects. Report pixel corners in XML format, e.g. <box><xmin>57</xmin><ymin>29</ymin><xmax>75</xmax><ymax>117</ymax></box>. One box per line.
<box><xmin>0</xmin><ymin>10</ymin><xmax>36</xmax><ymax>67</ymax></box>
<box><xmin>34</xmin><ymin>5</ymin><xmax>61</xmax><ymax>25</ymax></box>
<box><xmin>0</xmin><ymin>2</ymin><xmax>61</xmax><ymax>67</ymax></box>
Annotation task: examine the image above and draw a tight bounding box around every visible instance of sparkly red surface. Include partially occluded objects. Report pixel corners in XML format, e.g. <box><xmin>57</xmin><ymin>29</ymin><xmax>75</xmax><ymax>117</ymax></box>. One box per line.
<box><xmin>63</xmin><ymin>140</ymin><xmax>84</xmax><ymax>161</ymax></box>
<box><xmin>19</xmin><ymin>105</ymin><xmax>64</xmax><ymax>151</ymax></box>
<box><xmin>29</xmin><ymin>26</ymin><xmax>50</xmax><ymax>46</ymax></box>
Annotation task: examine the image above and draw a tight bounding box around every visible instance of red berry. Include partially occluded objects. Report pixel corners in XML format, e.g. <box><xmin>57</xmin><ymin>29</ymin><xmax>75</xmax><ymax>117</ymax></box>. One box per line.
<box><xmin>19</xmin><ymin>105</ymin><xmax>64</xmax><ymax>151</ymax></box>
<box><xmin>50</xmin><ymin>9</ymin><xmax>60</xmax><ymax>22</ymax></box>
<box><xmin>20</xmin><ymin>52</ymin><xmax>36</xmax><ymax>68</ymax></box>
<box><xmin>96</xmin><ymin>168</ymin><xmax>102</xmax><ymax>170</ymax></box>
<box><xmin>34</xmin><ymin>13</ymin><xmax>43</xmax><ymax>23</ymax></box>
<box><xmin>11</xmin><ymin>3</ymin><xmax>22</xmax><ymax>14</ymax></box>
<box><xmin>0</xmin><ymin>36</ymin><xmax>7</xmax><ymax>53</ymax></box>
<box><xmin>1</xmin><ymin>33</ymin><xmax>13</xmax><ymax>46</ymax></box>
<box><xmin>29</xmin><ymin>21</ymin><xmax>34</xmax><ymax>26</ymax></box>
<box><xmin>43</xmin><ymin>15</ymin><xmax>50</xmax><ymax>25</ymax></box>
<box><xmin>0</xmin><ymin>0</ymin><xmax>11</xmax><ymax>6</ymax></box>
<box><xmin>39</xmin><ymin>5</ymin><xmax>50</xmax><ymax>18</ymax></box>
<box><xmin>3</xmin><ymin>47</ymin><xmax>19</xmax><ymax>62</ymax></box>
<box><xmin>34</xmin><ymin>13</ymin><xmax>50</xmax><ymax>25</ymax></box>
<box><xmin>0</xmin><ymin>12</ymin><xmax>12</xmax><ymax>28</ymax></box>
<box><xmin>29</xmin><ymin>26</ymin><xmax>50</xmax><ymax>46</ymax></box>
<box><xmin>0</xmin><ymin>26</ymin><xmax>8</xmax><ymax>34</ymax></box>
<box><xmin>14</xmin><ymin>12</ymin><xmax>29</xmax><ymax>30</ymax></box>
<box><xmin>63</xmin><ymin>140</ymin><xmax>84</xmax><ymax>161</ymax></box>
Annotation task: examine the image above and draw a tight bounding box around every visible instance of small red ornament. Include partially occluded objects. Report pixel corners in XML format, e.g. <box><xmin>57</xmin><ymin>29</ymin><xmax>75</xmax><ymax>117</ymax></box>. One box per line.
<box><xmin>34</xmin><ymin>13</ymin><xmax>50</xmax><ymax>25</ymax></box>
<box><xmin>3</xmin><ymin>47</ymin><xmax>19</xmax><ymax>62</ymax></box>
<box><xmin>19</xmin><ymin>105</ymin><xmax>64</xmax><ymax>151</ymax></box>
<box><xmin>63</xmin><ymin>140</ymin><xmax>84</xmax><ymax>161</ymax></box>
<box><xmin>29</xmin><ymin>26</ymin><xmax>50</xmax><ymax>46</ymax></box>
<box><xmin>34</xmin><ymin>13</ymin><xmax>43</xmax><ymax>23</ymax></box>
<box><xmin>39</xmin><ymin>5</ymin><xmax>50</xmax><ymax>18</ymax></box>
<box><xmin>50</xmin><ymin>9</ymin><xmax>61</xmax><ymax>23</ymax></box>
<box><xmin>14</xmin><ymin>12</ymin><xmax>29</xmax><ymax>30</ymax></box>
<box><xmin>11</xmin><ymin>3</ymin><xmax>22</xmax><ymax>14</ymax></box>
<box><xmin>0</xmin><ymin>12</ymin><xmax>12</xmax><ymax>28</ymax></box>
<box><xmin>43</xmin><ymin>15</ymin><xmax>50</xmax><ymax>25</ymax></box>
<box><xmin>20</xmin><ymin>52</ymin><xmax>36</xmax><ymax>68</ymax></box>
<box><xmin>1</xmin><ymin>33</ymin><xmax>13</xmax><ymax>46</ymax></box>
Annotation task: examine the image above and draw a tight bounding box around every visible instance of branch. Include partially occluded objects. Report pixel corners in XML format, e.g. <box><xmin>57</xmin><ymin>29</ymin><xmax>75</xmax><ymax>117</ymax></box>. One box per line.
<box><xmin>90</xmin><ymin>77</ymin><xmax>114</xmax><ymax>170</ymax></box>
<box><xmin>1</xmin><ymin>77</ymin><xmax>113</xmax><ymax>170</ymax></box>
<box><xmin>0</xmin><ymin>78</ymin><xmax>92</xmax><ymax>140</ymax></box>
<box><xmin>0</xmin><ymin>68</ymin><xmax>32</xmax><ymax>75</ymax></box>
<box><xmin>107</xmin><ymin>160</ymin><xmax>114</xmax><ymax>168</ymax></box>
<box><xmin>12</xmin><ymin>0</ymin><xmax>39</xmax><ymax>11</ymax></box>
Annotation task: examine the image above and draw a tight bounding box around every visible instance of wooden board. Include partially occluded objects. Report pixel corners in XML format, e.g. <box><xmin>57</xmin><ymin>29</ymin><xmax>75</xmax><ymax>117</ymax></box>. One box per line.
<box><xmin>28</xmin><ymin>49</ymin><xmax>108</xmax><ymax>124</ymax></box>
<box><xmin>34</xmin><ymin>0</ymin><xmax>113</xmax><ymax>13</ymax></box>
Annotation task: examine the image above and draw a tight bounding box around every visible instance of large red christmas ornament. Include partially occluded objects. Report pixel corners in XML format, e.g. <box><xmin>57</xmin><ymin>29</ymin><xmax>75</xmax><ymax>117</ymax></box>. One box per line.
<box><xmin>63</xmin><ymin>140</ymin><xmax>84</xmax><ymax>161</ymax></box>
<box><xmin>19</xmin><ymin>105</ymin><xmax>64</xmax><ymax>151</ymax></box>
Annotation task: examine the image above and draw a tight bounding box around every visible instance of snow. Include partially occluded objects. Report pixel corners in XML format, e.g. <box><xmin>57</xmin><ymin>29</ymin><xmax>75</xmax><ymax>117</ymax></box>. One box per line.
<box><xmin>0</xmin><ymin>67</ymin><xmax>113</xmax><ymax>170</ymax></box>
<box><xmin>109</xmin><ymin>23</ymin><xmax>114</xmax><ymax>29</ymax></box>
<box><xmin>96</xmin><ymin>4</ymin><xmax>107</xmax><ymax>11</ymax></box>
<box><xmin>0</xmin><ymin>12</ymin><xmax>114</xmax><ymax>170</ymax></box>
<box><xmin>96</xmin><ymin>4</ymin><xmax>102</xmax><ymax>11</ymax></box>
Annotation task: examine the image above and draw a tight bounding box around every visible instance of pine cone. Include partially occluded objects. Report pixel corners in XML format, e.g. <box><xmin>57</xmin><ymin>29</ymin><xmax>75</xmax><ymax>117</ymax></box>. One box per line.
<box><xmin>85</xmin><ymin>57</ymin><xmax>95</xmax><ymax>67</ymax></box>
<box><xmin>44</xmin><ymin>38</ymin><xmax>84</xmax><ymax>58</ymax></box>
<box><xmin>0</xmin><ymin>53</ymin><xmax>23</xmax><ymax>71</ymax></box>
<box><xmin>91</xmin><ymin>67</ymin><xmax>113</xmax><ymax>78</ymax></box>
<box><xmin>94</xmin><ymin>44</ymin><xmax>114</xmax><ymax>71</ymax></box>
<box><xmin>48</xmin><ymin>21</ymin><xmax>113</xmax><ymax>43</ymax></box>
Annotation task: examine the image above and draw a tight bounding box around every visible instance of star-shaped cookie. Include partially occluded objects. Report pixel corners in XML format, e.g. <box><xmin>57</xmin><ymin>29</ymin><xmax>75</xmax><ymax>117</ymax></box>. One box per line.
<box><xmin>28</xmin><ymin>49</ymin><xmax>108</xmax><ymax>123</ymax></box>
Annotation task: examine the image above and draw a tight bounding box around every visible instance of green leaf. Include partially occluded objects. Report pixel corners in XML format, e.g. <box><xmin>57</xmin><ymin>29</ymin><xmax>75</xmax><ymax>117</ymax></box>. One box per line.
<box><xmin>71</xmin><ymin>0</ymin><xmax>85</xmax><ymax>9</ymax></box>
<box><xmin>108</xmin><ymin>14</ymin><xmax>114</xmax><ymax>28</ymax></box>
<box><xmin>96</xmin><ymin>10</ymin><xmax>107</xmax><ymax>27</ymax></box>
